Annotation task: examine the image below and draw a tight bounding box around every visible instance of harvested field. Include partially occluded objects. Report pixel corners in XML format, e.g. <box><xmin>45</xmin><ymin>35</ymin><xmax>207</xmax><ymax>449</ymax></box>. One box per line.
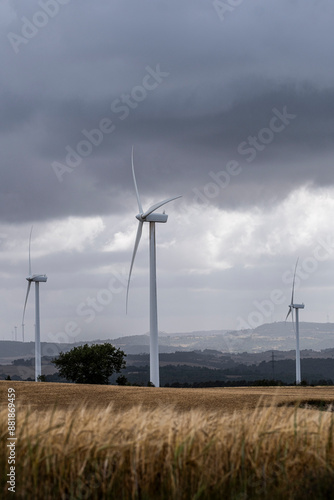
<box><xmin>1</xmin><ymin>380</ymin><xmax>334</xmax><ymax>413</ymax></box>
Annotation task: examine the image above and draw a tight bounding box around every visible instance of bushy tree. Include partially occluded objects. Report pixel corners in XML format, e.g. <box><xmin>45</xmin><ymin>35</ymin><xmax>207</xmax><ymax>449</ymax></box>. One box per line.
<box><xmin>52</xmin><ymin>343</ymin><xmax>126</xmax><ymax>385</ymax></box>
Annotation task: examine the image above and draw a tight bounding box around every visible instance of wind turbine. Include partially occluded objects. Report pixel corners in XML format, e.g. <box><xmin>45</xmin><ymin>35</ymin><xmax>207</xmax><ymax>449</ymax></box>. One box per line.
<box><xmin>127</xmin><ymin>148</ymin><xmax>181</xmax><ymax>387</ymax></box>
<box><xmin>22</xmin><ymin>227</ymin><xmax>47</xmax><ymax>382</ymax></box>
<box><xmin>285</xmin><ymin>258</ymin><xmax>304</xmax><ymax>384</ymax></box>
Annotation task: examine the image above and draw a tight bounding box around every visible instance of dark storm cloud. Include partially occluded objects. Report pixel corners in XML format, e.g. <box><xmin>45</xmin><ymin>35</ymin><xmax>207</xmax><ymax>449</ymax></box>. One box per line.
<box><xmin>1</xmin><ymin>0</ymin><xmax>334</xmax><ymax>222</ymax></box>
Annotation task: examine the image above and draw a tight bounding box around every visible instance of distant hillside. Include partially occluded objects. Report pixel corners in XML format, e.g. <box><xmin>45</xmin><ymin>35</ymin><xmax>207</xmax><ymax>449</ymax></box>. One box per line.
<box><xmin>1</xmin><ymin>322</ymin><xmax>334</xmax><ymax>366</ymax></box>
<box><xmin>109</xmin><ymin>322</ymin><xmax>334</xmax><ymax>353</ymax></box>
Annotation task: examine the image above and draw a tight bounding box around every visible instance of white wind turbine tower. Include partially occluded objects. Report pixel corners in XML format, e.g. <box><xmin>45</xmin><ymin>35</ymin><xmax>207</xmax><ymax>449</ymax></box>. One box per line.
<box><xmin>127</xmin><ymin>148</ymin><xmax>181</xmax><ymax>387</ymax></box>
<box><xmin>285</xmin><ymin>258</ymin><xmax>305</xmax><ymax>385</ymax></box>
<box><xmin>22</xmin><ymin>227</ymin><xmax>48</xmax><ymax>382</ymax></box>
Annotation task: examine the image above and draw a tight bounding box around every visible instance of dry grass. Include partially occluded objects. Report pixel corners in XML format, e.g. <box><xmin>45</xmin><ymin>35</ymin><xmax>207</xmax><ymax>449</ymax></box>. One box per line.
<box><xmin>1</xmin><ymin>380</ymin><xmax>334</xmax><ymax>413</ymax></box>
<box><xmin>1</xmin><ymin>381</ymin><xmax>334</xmax><ymax>499</ymax></box>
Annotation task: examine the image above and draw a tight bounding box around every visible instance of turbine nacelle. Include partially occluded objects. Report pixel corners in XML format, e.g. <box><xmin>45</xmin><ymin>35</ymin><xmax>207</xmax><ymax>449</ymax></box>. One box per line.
<box><xmin>136</xmin><ymin>213</ymin><xmax>168</xmax><ymax>223</ymax></box>
<box><xmin>26</xmin><ymin>274</ymin><xmax>48</xmax><ymax>283</ymax></box>
<box><xmin>290</xmin><ymin>303</ymin><xmax>304</xmax><ymax>309</ymax></box>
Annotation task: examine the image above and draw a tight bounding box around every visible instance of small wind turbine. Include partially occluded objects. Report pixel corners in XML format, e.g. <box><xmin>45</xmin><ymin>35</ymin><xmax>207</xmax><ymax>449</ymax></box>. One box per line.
<box><xmin>127</xmin><ymin>148</ymin><xmax>181</xmax><ymax>387</ymax></box>
<box><xmin>285</xmin><ymin>258</ymin><xmax>304</xmax><ymax>384</ymax></box>
<box><xmin>22</xmin><ymin>226</ymin><xmax>47</xmax><ymax>382</ymax></box>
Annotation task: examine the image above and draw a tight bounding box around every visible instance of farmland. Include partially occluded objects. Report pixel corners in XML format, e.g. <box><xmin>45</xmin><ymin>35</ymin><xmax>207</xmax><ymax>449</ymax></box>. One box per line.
<box><xmin>1</xmin><ymin>380</ymin><xmax>334</xmax><ymax>412</ymax></box>
<box><xmin>1</xmin><ymin>381</ymin><xmax>334</xmax><ymax>499</ymax></box>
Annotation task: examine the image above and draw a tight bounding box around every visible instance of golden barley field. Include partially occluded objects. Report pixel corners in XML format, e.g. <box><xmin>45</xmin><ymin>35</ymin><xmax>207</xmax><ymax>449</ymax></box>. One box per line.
<box><xmin>1</xmin><ymin>380</ymin><xmax>334</xmax><ymax>412</ymax></box>
<box><xmin>1</xmin><ymin>381</ymin><xmax>334</xmax><ymax>499</ymax></box>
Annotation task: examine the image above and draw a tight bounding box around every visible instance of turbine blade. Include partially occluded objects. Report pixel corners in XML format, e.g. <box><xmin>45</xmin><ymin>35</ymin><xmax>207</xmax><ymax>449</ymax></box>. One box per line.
<box><xmin>28</xmin><ymin>225</ymin><xmax>33</xmax><ymax>275</ymax></box>
<box><xmin>22</xmin><ymin>281</ymin><xmax>32</xmax><ymax>325</ymax></box>
<box><xmin>142</xmin><ymin>196</ymin><xmax>182</xmax><ymax>218</ymax></box>
<box><xmin>291</xmin><ymin>257</ymin><xmax>299</xmax><ymax>305</ymax></box>
<box><xmin>285</xmin><ymin>306</ymin><xmax>292</xmax><ymax>321</ymax></box>
<box><xmin>126</xmin><ymin>221</ymin><xmax>143</xmax><ymax>313</ymax></box>
<box><xmin>132</xmin><ymin>146</ymin><xmax>143</xmax><ymax>214</ymax></box>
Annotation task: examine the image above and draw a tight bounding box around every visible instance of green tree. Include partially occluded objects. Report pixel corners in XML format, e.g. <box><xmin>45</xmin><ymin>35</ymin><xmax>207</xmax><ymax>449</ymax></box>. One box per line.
<box><xmin>52</xmin><ymin>343</ymin><xmax>126</xmax><ymax>385</ymax></box>
<box><xmin>116</xmin><ymin>375</ymin><xmax>128</xmax><ymax>386</ymax></box>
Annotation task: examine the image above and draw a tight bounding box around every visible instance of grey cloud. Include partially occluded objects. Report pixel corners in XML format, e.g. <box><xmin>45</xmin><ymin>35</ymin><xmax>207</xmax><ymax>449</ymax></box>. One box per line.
<box><xmin>1</xmin><ymin>0</ymin><xmax>334</xmax><ymax>338</ymax></box>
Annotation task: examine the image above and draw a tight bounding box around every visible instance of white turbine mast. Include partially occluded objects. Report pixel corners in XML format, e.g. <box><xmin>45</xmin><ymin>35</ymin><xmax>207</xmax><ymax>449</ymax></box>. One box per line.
<box><xmin>126</xmin><ymin>147</ymin><xmax>181</xmax><ymax>387</ymax></box>
<box><xmin>285</xmin><ymin>258</ymin><xmax>304</xmax><ymax>385</ymax></box>
<box><xmin>22</xmin><ymin>226</ymin><xmax>47</xmax><ymax>382</ymax></box>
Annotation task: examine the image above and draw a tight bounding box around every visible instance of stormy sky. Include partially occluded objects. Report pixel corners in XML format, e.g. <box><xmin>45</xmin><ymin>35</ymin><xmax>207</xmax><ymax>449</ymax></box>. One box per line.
<box><xmin>1</xmin><ymin>0</ymin><xmax>334</xmax><ymax>347</ymax></box>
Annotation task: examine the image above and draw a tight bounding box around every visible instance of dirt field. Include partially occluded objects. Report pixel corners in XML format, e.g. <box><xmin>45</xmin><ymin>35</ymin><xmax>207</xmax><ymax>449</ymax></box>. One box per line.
<box><xmin>1</xmin><ymin>380</ymin><xmax>334</xmax><ymax>412</ymax></box>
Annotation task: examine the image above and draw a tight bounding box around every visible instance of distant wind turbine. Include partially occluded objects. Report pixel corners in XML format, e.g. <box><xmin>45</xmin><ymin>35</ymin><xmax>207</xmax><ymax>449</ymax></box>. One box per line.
<box><xmin>285</xmin><ymin>258</ymin><xmax>304</xmax><ymax>384</ymax></box>
<box><xmin>126</xmin><ymin>147</ymin><xmax>181</xmax><ymax>387</ymax></box>
<box><xmin>22</xmin><ymin>226</ymin><xmax>47</xmax><ymax>382</ymax></box>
